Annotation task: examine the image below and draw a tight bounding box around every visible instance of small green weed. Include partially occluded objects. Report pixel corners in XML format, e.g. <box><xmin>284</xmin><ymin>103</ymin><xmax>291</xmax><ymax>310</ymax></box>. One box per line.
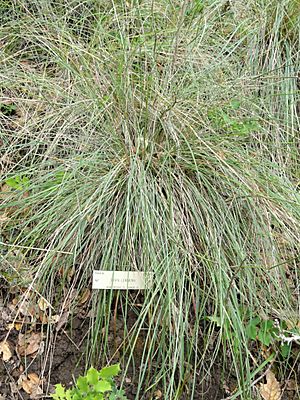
<box><xmin>51</xmin><ymin>364</ymin><xmax>128</xmax><ymax>400</ymax></box>
<box><xmin>208</xmin><ymin>100</ymin><xmax>260</xmax><ymax>137</ymax></box>
<box><xmin>42</xmin><ymin>171</ymin><xmax>71</xmax><ymax>190</ymax></box>
<box><xmin>185</xmin><ymin>0</ymin><xmax>204</xmax><ymax>17</ymax></box>
<box><xmin>5</xmin><ymin>175</ymin><xmax>30</xmax><ymax>191</ymax></box>
<box><xmin>245</xmin><ymin>317</ymin><xmax>299</xmax><ymax>358</ymax></box>
<box><xmin>5</xmin><ymin>172</ymin><xmax>71</xmax><ymax>192</ymax></box>
<box><xmin>0</xmin><ymin>102</ymin><xmax>17</xmax><ymax>116</ymax></box>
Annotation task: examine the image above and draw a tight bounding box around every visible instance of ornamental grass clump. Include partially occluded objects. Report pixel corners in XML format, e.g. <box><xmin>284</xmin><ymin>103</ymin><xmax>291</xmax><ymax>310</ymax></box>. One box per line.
<box><xmin>0</xmin><ymin>1</ymin><xmax>299</xmax><ymax>398</ymax></box>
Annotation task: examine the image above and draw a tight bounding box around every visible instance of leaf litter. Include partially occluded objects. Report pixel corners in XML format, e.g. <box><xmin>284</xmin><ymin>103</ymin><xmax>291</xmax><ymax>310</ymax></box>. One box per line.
<box><xmin>19</xmin><ymin>373</ymin><xmax>43</xmax><ymax>399</ymax></box>
<box><xmin>0</xmin><ymin>340</ymin><xmax>13</xmax><ymax>361</ymax></box>
<box><xmin>17</xmin><ymin>332</ymin><xmax>42</xmax><ymax>357</ymax></box>
<box><xmin>260</xmin><ymin>370</ymin><xmax>281</xmax><ymax>400</ymax></box>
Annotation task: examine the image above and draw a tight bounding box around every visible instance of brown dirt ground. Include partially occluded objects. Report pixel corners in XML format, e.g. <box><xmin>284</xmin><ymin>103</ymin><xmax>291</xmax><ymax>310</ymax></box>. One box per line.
<box><xmin>1</xmin><ymin>284</ymin><xmax>297</xmax><ymax>400</ymax></box>
<box><xmin>0</xmin><ymin>284</ymin><xmax>225</xmax><ymax>400</ymax></box>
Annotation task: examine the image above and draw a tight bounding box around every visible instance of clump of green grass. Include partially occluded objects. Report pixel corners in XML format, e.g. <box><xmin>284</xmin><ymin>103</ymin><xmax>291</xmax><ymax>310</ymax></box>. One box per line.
<box><xmin>1</xmin><ymin>1</ymin><xmax>299</xmax><ymax>398</ymax></box>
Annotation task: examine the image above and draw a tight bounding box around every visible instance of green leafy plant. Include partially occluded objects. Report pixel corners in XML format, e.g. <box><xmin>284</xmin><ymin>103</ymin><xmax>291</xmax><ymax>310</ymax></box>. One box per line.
<box><xmin>51</xmin><ymin>365</ymin><xmax>128</xmax><ymax>400</ymax></box>
<box><xmin>5</xmin><ymin>175</ymin><xmax>30</xmax><ymax>191</ymax></box>
<box><xmin>185</xmin><ymin>0</ymin><xmax>204</xmax><ymax>17</ymax></box>
<box><xmin>207</xmin><ymin>100</ymin><xmax>261</xmax><ymax>137</ymax></box>
<box><xmin>42</xmin><ymin>171</ymin><xmax>71</xmax><ymax>190</ymax></box>
<box><xmin>245</xmin><ymin>317</ymin><xmax>295</xmax><ymax>358</ymax></box>
<box><xmin>0</xmin><ymin>102</ymin><xmax>16</xmax><ymax>116</ymax></box>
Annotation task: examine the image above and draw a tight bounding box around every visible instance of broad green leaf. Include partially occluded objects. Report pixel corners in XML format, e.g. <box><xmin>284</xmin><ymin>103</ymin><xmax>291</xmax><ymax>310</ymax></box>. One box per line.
<box><xmin>246</xmin><ymin>323</ymin><xmax>258</xmax><ymax>340</ymax></box>
<box><xmin>65</xmin><ymin>389</ymin><xmax>72</xmax><ymax>400</ymax></box>
<box><xmin>258</xmin><ymin>329</ymin><xmax>272</xmax><ymax>346</ymax></box>
<box><xmin>99</xmin><ymin>364</ymin><xmax>120</xmax><ymax>379</ymax></box>
<box><xmin>244</xmin><ymin>119</ymin><xmax>260</xmax><ymax>131</ymax></box>
<box><xmin>279</xmin><ymin>320</ymin><xmax>288</xmax><ymax>330</ymax></box>
<box><xmin>220</xmin><ymin>112</ymin><xmax>232</xmax><ymax>125</ymax></box>
<box><xmin>262</xmin><ymin>320</ymin><xmax>274</xmax><ymax>331</ymax></box>
<box><xmin>86</xmin><ymin>367</ymin><xmax>99</xmax><ymax>385</ymax></box>
<box><xmin>77</xmin><ymin>376</ymin><xmax>89</xmax><ymax>392</ymax></box>
<box><xmin>86</xmin><ymin>393</ymin><xmax>97</xmax><ymax>400</ymax></box>
<box><xmin>94</xmin><ymin>379</ymin><xmax>112</xmax><ymax>393</ymax></box>
<box><xmin>21</xmin><ymin>176</ymin><xmax>29</xmax><ymax>185</ymax></box>
<box><xmin>6</xmin><ymin>176</ymin><xmax>29</xmax><ymax>190</ymax></box>
<box><xmin>246</xmin><ymin>317</ymin><xmax>261</xmax><ymax>340</ymax></box>
<box><xmin>43</xmin><ymin>171</ymin><xmax>70</xmax><ymax>190</ymax></box>
<box><xmin>52</xmin><ymin>384</ymin><xmax>66</xmax><ymax>399</ymax></box>
<box><xmin>6</xmin><ymin>178</ymin><xmax>21</xmax><ymax>190</ymax></box>
<box><xmin>230</xmin><ymin>99</ymin><xmax>241</xmax><ymax>110</ymax></box>
<box><xmin>280</xmin><ymin>343</ymin><xmax>291</xmax><ymax>358</ymax></box>
<box><xmin>257</xmin><ymin>321</ymin><xmax>274</xmax><ymax>347</ymax></box>
<box><xmin>251</xmin><ymin>317</ymin><xmax>261</xmax><ymax>326</ymax></box>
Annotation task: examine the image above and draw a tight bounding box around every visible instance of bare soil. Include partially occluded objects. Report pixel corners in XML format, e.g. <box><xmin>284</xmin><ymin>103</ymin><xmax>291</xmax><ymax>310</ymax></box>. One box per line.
<box><xmin>0</xmin><ymin>282</ymin><xmax>226</xmax><ymax>400</ymax></box>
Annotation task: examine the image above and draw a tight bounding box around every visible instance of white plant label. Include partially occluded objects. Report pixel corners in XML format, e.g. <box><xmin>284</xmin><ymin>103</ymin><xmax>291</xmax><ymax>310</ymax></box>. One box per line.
<box><xmin>92</xmin><ymin>270</ymin><xmax>150</xmax><ymax>290</ymax></box>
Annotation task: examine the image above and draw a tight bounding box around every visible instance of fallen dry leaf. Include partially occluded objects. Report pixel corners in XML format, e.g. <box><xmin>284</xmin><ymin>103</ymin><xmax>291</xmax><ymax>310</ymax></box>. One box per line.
<box><xmin>0</xmin><ymin>184</ymin><xmax>11</xmax><ymax>199</ymax></box>
<box><xmin>17</xmin><ymin>373</ymin><xmax>27</xmax><ymax>388</ymax></box>
<box><xmin>6</xmin><ymin>322</ymin><xmax>23</xmax><ymax>331</ymax></box>
<box><xmin>154</xmin><ymin>389</ymin><xmax>163</xmax><ymax>399</ymax></box>
<box><xmin>12</xmin><ymin>297</ymin><xmax>18</xmax><ymax>305</ymax></box>
<box><xmin>58</xmin><ymin>267</ymin><xmax>75</xmax><ymax>280</ymax></box>
<box><xmin>56</xmin><ymin>310</ymin><xmax>70</xmax><ymax>332</ymax></box>
<box><xmin>39</xmin><ymin>311</ymin><xmax>48</xmax><ymax>324</ymax></box>
<box><xmin>78</xmin><ymin>288</ymin><xmax>91</xmax><ymax>305</ymax></box>
<box><xmin>17</xmin><ymin>332</ymin><xmax>42</xmax><ymax>356</ymax></box>
<box><xmin>49</xmin><ymin>315</ymin><xmax>60</xmax><ymax>324</ymax></box>
<box><xmin>0</xmin><ymin>340</ymin><xmax>13</xmax><ymax>361</ymax></box>
<box><xmin>19</xmin><ymin>299</ymin><xmax>37</xmax><ymax>318</ymax></box>
<box><xmin>260</xmin><ymin>370</ymin><xmax>281</xmax><ymax>400</ymax></box>
<box><xmin>38</xmin><ymin>297</ymin><xmax>50</xmax><ymax>311</ymax></box>
<box><xmin>6</xmin><ymin>323</ymin><xmax>15</xmax><ymax>330</ymax></box>
<box><xmin>28</xmin><ymin>373</ymin><xmax>40</xmax><ymax>384</ymax></box>
<box><xmin>1</xmin><ymin>308</ymin><xmax>14</xmax><ymax>329</ymax></box>
<box><xmin>286</xmin><ymin>379</ymin><xmax>297</xmax><ymax>391</ymax></box>
<box><xmin>0</xmin><ymin>213</ymin><xmax>10</xmax><ymax>224</ymax></box>
<box><xmin>21</xmin><ymin>373</ymin><xmax>43</xmax><ymax>399</ymax></box>
<box><xmin>15</xmin><ymin>322</ymin><xmax>23</xmax><ymax>331</ymax></box>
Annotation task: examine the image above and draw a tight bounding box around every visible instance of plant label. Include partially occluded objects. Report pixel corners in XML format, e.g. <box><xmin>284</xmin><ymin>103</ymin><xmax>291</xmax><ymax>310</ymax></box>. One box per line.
<box><xmin>92</xmin><ymin>271</ymin><xmax>150</xmax><ymax>290</ymax></box>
